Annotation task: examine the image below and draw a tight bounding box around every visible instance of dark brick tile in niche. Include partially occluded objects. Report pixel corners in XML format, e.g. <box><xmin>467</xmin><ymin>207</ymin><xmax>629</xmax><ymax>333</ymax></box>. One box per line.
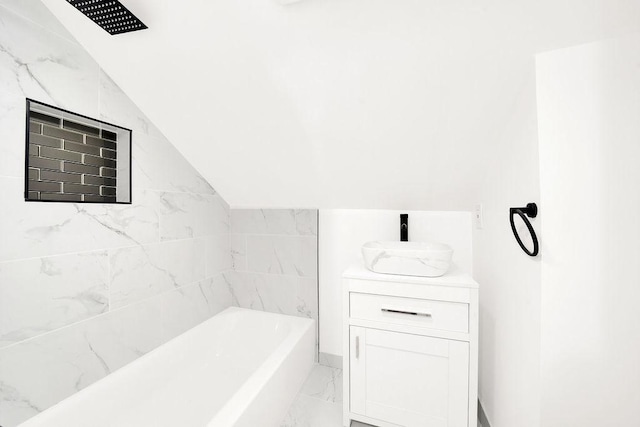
<box><xmin>29</xmin><ymin>156</ymin><xmax>62</xmax><ymax>171</ymax></box>
<box><xmin>40</xmin><ymin>170</ymin><xmax>82</xmax><ymax>184</ymax></box>
<box><xmin>84</xmin><ymin>195</ymin><xmax>117</xmax><ymax>203</ymax></box>
<box><xmin>29</xmin><ymin>121</ymin><xmax>42</xmax><ymax>134</ymax></box>
<box><xmin>40</xmin><ymin>146</ymin><xmax>82</xmax><ymax>163</ymax></box>
<box><xmin>101</xmin><ymin>129</ymin><xmax>117</xmax><ymax>141</ymax></box>
<box><xmin>30</xmin><ymin>133</ymin><xmax>63</xmax><ymax>149</ymax></box>
<box><xmin>64</xmin><ymin>141</ymin><xmax>101</xmax><ymax>156</ymax></box>
<box><xmin>28</xmin><ymin>191</ymin><xmax>40</xmax><ymax>200</ymax></box>
<box><xmin>84</xmin><ymin>175</ymin><xmax>116</xmax><ymax>187</ymax></box>
<box><xmin>100</xmin><ymin>167</ymin><xmax>117</xmax><ymax>178</ymax></box>
<box><xmin>63</xmin><ymin>120</ymin><xmax>100</xmax><ymax>136</ymax></box>
<box><xmin>101</xmin><ymin>148</ymin><xmax>117</xmax><ymax>159</ymax></box>
<box><xmin>101</xmin><ymin>186</ymin><xmax>117</xmax><ymax>196</ymax></box>
<box><xmin>28</xmin><ymin>168</ymin><xmax>39</xmax><ymax>180</ymax></box>
<box><xmin>63</xmin><ymin>162</ymin><xmax>100</xmax><ymax>176</ymax></box>
<box><xmin>28</xmin><ymin>145</ymin><xmax>39</xmax><ymax>156</ymax></box>
<box><xmin>30</xmin><ymin>111</ymin><xmax>60</xmax><ymax>126</ymax></box>
<box><xmin>40</xmin><ymin>193</ymin><xmax>82</xmax><ymax>202</ymax></box>
<box><xmin>28</xmin><ymin>180</ymin><xmax>62</xmax><ymax>193</ymax></box>
<box><xmin>84</xmin><ymin>155</ymin><xmax>116</xmax><ymax>169</ymax></box>
<box><xmin>42</xmin><ymin>125</ymin><xmax>83</xmax><ymax>143</ymax></box>
<box><xmin>86</xmin><ymin>135</ymin><xmax>117</xmax><ymax>150</ymax></box>
<box><xmin>64</xmin><ymin>183</ymin><xmax>101</xmax><ymax>195</ymax></box>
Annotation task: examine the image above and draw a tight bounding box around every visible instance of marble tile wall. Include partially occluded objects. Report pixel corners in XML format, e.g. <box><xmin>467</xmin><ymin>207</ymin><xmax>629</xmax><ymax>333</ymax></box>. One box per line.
<box><xmin>0</xmin><ymin>3</ymin><xmax>232</xmax><ymax>426</ymax></box>
<box><xmin>227</xmin><ymin>209</ymin><xmax>319</xmax><ymax>338</ymax></box>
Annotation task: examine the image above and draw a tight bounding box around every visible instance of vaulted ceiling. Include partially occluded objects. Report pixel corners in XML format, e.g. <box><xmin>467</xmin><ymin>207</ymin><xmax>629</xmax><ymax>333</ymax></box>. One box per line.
<box><xmin>41</xmin><ymin>0</ymin><xmax>640</xmax><ymax>209</ymax></box>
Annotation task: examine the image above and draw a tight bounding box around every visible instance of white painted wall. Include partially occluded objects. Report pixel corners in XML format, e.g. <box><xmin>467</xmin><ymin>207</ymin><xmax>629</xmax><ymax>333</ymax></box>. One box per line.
<box><xmin>40</xmin><ymin>0</ymin><xmax>640</xmax><ymax>209</ymax></box>
<box><xmin>537</xmin><ymin>33</ymin><xmax>640</xmax><ymax>427</ymax></box>
<box><xmin>318</xmin><ymin>210</ymin><xmax>472</xmax><ymax>356</ymax></box>
<box><xmin>472</xmin><ymin>59</ymin><xmax>541</xmax><ymax>427</ymax></box>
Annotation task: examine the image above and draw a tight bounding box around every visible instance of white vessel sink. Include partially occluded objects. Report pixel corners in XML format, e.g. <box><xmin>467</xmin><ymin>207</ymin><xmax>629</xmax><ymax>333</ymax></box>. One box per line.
<box><xmin>361</xmin><ymin>241</ymin><xmax>454</xmax><ymax>277</ymax></box>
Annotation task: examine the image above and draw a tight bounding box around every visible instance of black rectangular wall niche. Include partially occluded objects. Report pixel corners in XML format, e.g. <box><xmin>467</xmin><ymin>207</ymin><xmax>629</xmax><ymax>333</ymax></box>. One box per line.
<box><xmin>25</xmin><ymin>99</ymin><xmax>132</xmax><ymax>204</ymax></box>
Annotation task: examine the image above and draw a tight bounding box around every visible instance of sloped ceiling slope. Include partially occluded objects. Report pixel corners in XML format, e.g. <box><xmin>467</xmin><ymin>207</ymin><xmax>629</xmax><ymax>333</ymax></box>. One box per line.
<box><xmin>41</xmin><ymin>0</ymin><xmax>640</xmax><ymax>209</ymax></box>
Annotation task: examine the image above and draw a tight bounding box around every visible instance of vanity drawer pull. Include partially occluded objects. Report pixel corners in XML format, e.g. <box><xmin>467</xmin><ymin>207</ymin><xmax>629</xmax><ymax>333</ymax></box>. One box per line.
<box><xmin>381</xmin><ymin>308</ymin><xmax>432</xmax><ymax>317</ymax></box>
<box><xmin>350</xmin><ymin>292</ymin><xmax>469</xmax><ymax>333</ymax></box>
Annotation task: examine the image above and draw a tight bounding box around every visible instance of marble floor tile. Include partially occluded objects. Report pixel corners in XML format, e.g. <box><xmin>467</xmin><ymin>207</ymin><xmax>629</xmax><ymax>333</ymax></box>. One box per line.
<box><xmin>281</xmin><ymin>365</ymin><xmax>374</xmax><ymax>427</ymax></box>
<box><xmin>318</xmin><ymin>352</ymin><xmax>342</xmax><ymax>369</ymax></box>
<box><xmin>300</xmin><ymin>365</ymin><xmax>342</xmax><ymax>404</ymax></box>
<box><xmin>280</xmin><ymin>394</ymin><xmax>342</xmax><ymax>427</ymax></box>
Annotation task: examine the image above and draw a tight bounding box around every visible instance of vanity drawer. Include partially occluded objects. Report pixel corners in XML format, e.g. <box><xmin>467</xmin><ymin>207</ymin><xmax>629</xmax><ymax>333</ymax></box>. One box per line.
<box><xmin>350</xmin><ymin>292</ymin><xmax>469</xmax><ymax>333</ymax></box>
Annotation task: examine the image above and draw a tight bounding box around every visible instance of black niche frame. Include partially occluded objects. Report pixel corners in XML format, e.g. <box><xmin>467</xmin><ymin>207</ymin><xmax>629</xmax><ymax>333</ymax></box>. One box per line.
<box><xmin>24</xmin><ymin>98</ymin><xmax>133</xmax><ymax>205</ymax></box>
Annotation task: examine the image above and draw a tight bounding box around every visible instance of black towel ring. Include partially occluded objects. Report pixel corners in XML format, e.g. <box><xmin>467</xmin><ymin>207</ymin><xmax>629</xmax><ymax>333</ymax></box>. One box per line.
<box><xmin>509</xmin><ymin>203</ymin><xmax>539</xmax><ymax>257</ymax></box>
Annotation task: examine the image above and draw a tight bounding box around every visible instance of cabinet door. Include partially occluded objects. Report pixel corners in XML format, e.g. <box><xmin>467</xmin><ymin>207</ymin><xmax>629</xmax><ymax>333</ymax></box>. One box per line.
<box><xmin>350</xmin><ymin>327</ymin><xmax>469</xmax><ymax>427</ymax></box>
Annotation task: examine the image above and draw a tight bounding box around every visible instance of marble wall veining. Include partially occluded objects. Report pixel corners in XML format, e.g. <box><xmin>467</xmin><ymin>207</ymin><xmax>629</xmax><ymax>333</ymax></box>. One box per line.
<box><xmin>226</xmin><ymin>209</ymin><xmax>318</xmax><ymax>342</ymax></box>
<box><xmin>0</xmin><ymin>3</ymin><xmax>232</xmax><ymax>426</ymax></box>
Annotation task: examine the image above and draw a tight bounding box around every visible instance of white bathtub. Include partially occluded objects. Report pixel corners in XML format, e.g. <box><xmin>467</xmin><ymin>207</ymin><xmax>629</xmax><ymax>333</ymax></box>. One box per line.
<box><xmin>20</xmin><ymin>307</ymin><xmax>315</xmax><ymax>427</ymax></box>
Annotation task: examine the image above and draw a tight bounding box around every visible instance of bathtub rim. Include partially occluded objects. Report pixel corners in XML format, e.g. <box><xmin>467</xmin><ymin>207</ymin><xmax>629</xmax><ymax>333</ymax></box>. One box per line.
<box><xmin>208</xmin><ymin>308</ymin><xmax>315</xmax><ymax>426</ymax></box>
<box><xmin>18</xmin><ymin>307</ymin><xmax>315</xmax><ymax>427</ymax></box>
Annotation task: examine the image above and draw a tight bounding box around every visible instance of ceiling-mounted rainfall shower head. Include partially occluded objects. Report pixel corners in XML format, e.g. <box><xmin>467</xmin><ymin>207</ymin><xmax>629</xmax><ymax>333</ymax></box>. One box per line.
<box><xmin>66</xmin><ymin>0</ymin><xmax>147</xmax><ymax>35</ymax></box>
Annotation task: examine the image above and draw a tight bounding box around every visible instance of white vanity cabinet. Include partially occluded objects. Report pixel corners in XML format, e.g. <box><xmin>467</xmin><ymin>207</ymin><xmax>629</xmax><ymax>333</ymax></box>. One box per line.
<box><xmin>343</xmin><ymin>265</ymin><xmax>479</xmax><ymax>427</ymax></box>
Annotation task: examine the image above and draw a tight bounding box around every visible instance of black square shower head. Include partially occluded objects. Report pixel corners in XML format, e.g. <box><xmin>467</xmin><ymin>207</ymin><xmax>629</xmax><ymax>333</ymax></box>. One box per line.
<box><xmin>66</xmin><ymin>0</ymin><xmax>148</xmax><ymax>35</ymax></box>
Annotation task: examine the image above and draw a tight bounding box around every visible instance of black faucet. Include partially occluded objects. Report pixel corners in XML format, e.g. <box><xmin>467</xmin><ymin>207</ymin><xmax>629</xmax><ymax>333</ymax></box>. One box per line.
<box><xmin>400</xmin><ymin>214</ymin><xmax>408</xmax><ymax>242</ymax></box>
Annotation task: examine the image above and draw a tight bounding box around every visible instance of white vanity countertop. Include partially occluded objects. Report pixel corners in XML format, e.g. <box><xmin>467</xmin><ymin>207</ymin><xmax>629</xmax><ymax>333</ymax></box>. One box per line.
<box><xmin>343</xmin><ymin>263</ymin><xmax>479</xmax><ymax>289</ymax></box>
